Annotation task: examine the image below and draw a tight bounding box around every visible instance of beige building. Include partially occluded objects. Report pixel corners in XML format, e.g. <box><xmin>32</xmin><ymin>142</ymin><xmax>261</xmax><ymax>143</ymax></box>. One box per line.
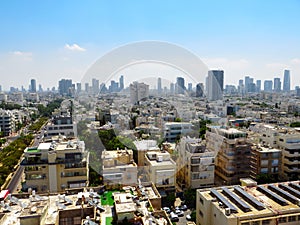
<box><xmin>144</xmin><ymin>151</ymin><xmax>176</xmax><ymax>189</ymax></box>
<box><xmin>250</xmin><ymin>145</ymin><xmax>281</xmax><ymax>180</ymax></box>
<box><xmin>196</xmin><ymin>181</ymin><xmax>300</xmax><ymax>225</ymax></box>
<box><xmin>206</xmin><ymin>126</ymin><xmax>252</xmax><ymax>185</ymax></box>
<box><xmin>22</xmin><ymin>138</ymin><xmax>88</xmax><ymax>193</ymax></box>
<box><xmin>176</xmin><ymin>137</ymin><xmax>215</xmax><ymax>189</ymax></box>
<box><xmin>252</xmin><ymin>124</ymin><xmax>300</xmax><ymax>180</ymax></box>
<box><xmin>0</xmin><ymin>189</ymin><xmax>101</xmax><ymax>225</ymax></box>
<box><xmin>101</xmin><ymin>149</ymin><xmax>138</xmax><ymax>187</ymax></box>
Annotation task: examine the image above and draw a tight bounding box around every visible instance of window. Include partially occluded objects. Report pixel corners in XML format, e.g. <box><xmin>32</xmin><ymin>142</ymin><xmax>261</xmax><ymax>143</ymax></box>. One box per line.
<box><xmin>252</xmin><ymin>221</ymin><xmax>260</xmax><ymax>225</ymax></box>
<box><xmin>242</xmin><ymin>223</ymin><xmax>250</xmax><ymax>225</ymax></box>
<box><xmin>262</xmin><ymin>219</ymin><xmax>270</xmax><ymax>225</ymax></box>
<box><xmin>271</xmin><ymin>159</ymin><xmax>279</xmax><ymax>166</ymax></box>
<box><xmin>199</xmin><ymin>210</ymin><xmax>203</xmax><ymax>217</ymax></box>
<box><xmin>288</xmin><ymin>216</ymin><xmax>296</xmax><ymax>222</ymax></box>
<box><xmin>200</xmin><ymin>197</ymin><xmax>204</xmax><ymax>204</ymax></box>
<box><xmin>260</xmin><ymin>168</ymin><xmax>268</xmax><ymax>173</ymax></box>
<box><xmin>278</xmin><ymin>217</ymin><xmax>286</xmax><ymax>223</ymax></box>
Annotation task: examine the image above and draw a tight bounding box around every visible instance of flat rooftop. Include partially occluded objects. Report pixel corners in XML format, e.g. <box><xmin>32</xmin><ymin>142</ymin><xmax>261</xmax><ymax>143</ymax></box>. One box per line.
<box><xmin>198</xmin><ymin>181</ymin><xmax>300</xmax><ymax>220</ymax></box>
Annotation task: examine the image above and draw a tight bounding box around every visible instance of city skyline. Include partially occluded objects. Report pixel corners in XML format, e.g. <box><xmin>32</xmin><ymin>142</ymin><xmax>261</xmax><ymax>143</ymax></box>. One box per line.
<box><xmin>0</xmin><ymin>1</ymin><xmax>299</xmax><ymax>90</ymax></box>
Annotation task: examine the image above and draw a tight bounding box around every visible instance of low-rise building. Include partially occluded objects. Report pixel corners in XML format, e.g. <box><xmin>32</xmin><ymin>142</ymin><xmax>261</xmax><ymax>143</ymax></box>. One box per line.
<box><xmin>197</xmin><ymin>181</ymin><xmax>300</xmax><ymax>225</ymax></box>
<box><xmin>101</xmin><ymin>149</ymin><xmax>137</xmax><ymax>187</ymax></box>
<box><xmin>44</xmin><ymin>115</ymin><xmax>77</xmax><ymax>138</ymax></box>
<box><xmin>0</xmin><ymin>109</ymin><xmax>15</xmax><ymax>136</ymax></box>
<box><xmin>144</xmin><ymin>151</ymin><xmax>176</xmax><ymax>189</ymax></box>
<box><xmin>21</xmin><ymin>138</ymin><xmax>88</xmax><ymax>193</ymax></box>
<box><xmin>164</xmin><ymin>122</ymin><xmax>193</xmax><ymax>142</ymax></box>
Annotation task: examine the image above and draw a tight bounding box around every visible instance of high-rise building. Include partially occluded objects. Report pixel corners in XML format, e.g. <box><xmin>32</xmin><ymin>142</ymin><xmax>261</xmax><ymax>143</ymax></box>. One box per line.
<box><xmin>130</xmin><ymin>82</ymin><xmax>149</xmax><ymax>104</ymax></box>
<box><xmin>38</xmin><ymin>84</ymin><xmax>43</xmax><ymax>92</ymax></box>
<box><xmin>170</xmin><ymin>83</ymin><xmax>175</xmax><ymax>95</ymax></box>
<box><xmin>58</xmin><ymin>79</ymin><xmax>73</xmax><ymax>96</ymax></box>
<box><xmin>119</xmin><ymin>75</ymin><xmax>124</xmax><ymax>91</ymax></box>
<box><xmin>206</xmin><ymin>70</ymin><xmax>224</xmax><ymax>101</ymax></box>
<box><xmin>283</xmin><ymin>69</ymin><xmax>291</xmax><ymax>92</ymax></box>
<box><xmin>264</xmin><ymin>80</ymin><xmax>273</xmax><ymax>92</ymax></box>
<box><xmin>244</xmin><ymin>76</ymin><xmax>251</xmax><ymax>93</ymax></box>
<box><xmin>273</xmin><ymin>77</ymin><xmax>281</xmax><ymax>92</ymax></box>
<box><xmin>188</xmin><ymin>83</ymin><xmax>192</xmax><ymax>92</ymax></box>
<box><xmin>76</xmin><ymin>83</ymin><xmax>82</xmax><ymax>93</ymax></box>
<box><xmin>85</xmin><ymin>83</ymin><xmax>89</xmax><ymax>93</ymax></box>
<box><xmin>238</xmin><ymin>79</ymin><xmax>244</xmax><ymax>95</ymax></box>
<box><xmin>0</xmin><ymin>85</ymin><xmax>2</xmax><ymax>92</ymax></box>
<box><xmin>296</xmin><ymin>86</ymin><xmax>300</xmax><ymax>97</ymax></box>
<box><xmin>30</xmin><ymin>79</ymin><xmax>37</xmax><ymax>93</ymax></box>
<box><xmin>176</xmin><ymin>77</ymin><xmax>185</xmax><ymax>94</ymax></box>
<box><xmin>196</xmin><ymin>83</ymin><xmax>204</xmax><ymax>97</ymax></box>
<box><xmin>92</xmin><ymin>78</ymin><xmax>99</xmax><ymax>95</ymax></box>
<box><xmin>109</xmin><ymin>80</ymin><xmax>119</xmax><ymax>92</ymax></box>
<box><xmin>157</xmin><ymin>77</ymin><xmax>162</xmax><ymax>94</ymax></box>
<box><xmin>256</xmin><ymin>80</ymin><xmax>261</xmax><ymax>92</ymax></box>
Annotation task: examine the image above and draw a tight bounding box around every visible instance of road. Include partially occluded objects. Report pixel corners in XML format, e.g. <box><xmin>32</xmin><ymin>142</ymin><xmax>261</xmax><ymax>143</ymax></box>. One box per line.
<box><xmin>7</xmin><ymin>165</ymin><xmax>24</xmax><ymax>193</ymax></box>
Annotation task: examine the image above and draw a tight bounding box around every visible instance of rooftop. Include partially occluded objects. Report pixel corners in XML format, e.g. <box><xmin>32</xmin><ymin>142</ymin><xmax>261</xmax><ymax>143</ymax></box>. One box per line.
<box><xmin>198</xmin><ymin>181</ymin><xmax>300</xmax><ymax>219</ymax></box>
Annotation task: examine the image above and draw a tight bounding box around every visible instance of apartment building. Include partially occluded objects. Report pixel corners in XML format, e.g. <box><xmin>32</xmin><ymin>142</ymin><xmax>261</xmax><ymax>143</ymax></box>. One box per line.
<box><xmin>176</xmin><ymin>137</ymin><xmax>215</xmax><ymax>189</ymax></box>
<box><xmin>164</xmin><ymin>122</ymin><xmax>193</xmax><ymax>142</ymax></box>
<box><xmin>253</xmin><ymin>124</ymin><xmax>300</xmax><ymax>180</ymax></box>
<box><xmin>101</xmin><ymin>149</ymin><xmax>137</xmax><ymax>187</ymax></box>
<box><xmin>197</xmin><ymin>181</ymin><xmax>300</xmax><ymax>225</ymax></box>
<box><xmin>44</xmin><ymin>115</ymin><xmax>77</xmax><ymax>138</ymax></box>
<box><xmin>21</xmin><ymin>138</ymin><xmax>88</xmax><ymax>193</ymax></box>
<box><xmin>206</xmin><ymin>126</ymin><xmax>252</xmax><ymax>185</ymax></box>
<box><xmin>144</xmin><ymin>151</ymin><xmax>176</xmax><ymax>189</ymax></box>
<box><xmin>250</xmin><ymin>145</ymin><xmax>281</xmax><ymax>180</ymax></box>
<box><xmin>0</xmin><ymin>189</ymin><xmax>100</xmax><ymax>225</ymax></box>
<box><xmin>0</xmin><ymin>109</ymin><xmax>15</xmax><ymax>136</ymax></box>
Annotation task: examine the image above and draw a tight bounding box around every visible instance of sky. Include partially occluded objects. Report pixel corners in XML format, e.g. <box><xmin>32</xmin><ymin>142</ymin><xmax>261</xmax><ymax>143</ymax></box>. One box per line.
<box><xmin>0</xmin><ymin>0</ymin><xmax>300</xmax><ymax>90</ymax></box>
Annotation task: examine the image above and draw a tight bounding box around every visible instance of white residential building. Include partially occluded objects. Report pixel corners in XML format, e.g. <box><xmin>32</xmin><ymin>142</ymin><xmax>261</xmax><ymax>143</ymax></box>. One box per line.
<box><xmin>176</xmin><ymin>137</ymin><xmax>215</xmax><ymax>189</ymax></box>
<box><xmin>164</xmin><ymin>122</ymin><xmax>193</xmax><ymax>142</ymax></box>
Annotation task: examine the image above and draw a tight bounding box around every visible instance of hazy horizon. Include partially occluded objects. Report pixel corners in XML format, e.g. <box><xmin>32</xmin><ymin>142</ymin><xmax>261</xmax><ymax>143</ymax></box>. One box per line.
<box><xmin>0</xmin><ymin>0</ymin><xmax>299</xmax><ymax>90</ymax></box>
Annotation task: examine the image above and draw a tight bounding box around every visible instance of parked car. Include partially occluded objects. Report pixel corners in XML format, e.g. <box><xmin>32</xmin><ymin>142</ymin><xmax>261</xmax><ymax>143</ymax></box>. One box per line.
<box><xmin>175</xmin><ymin>209</ymin><xmax>184</xmax><ymax>217</ymax></box>
<box><xmin>186</xmin><ymin>214</ymin><xmax>192</xmax><ymax>221</ymax></box>
<box><xmin>180</xmin><ymin>204</ymin><xmax>188</xmax><ymax>211</ymax></box>
<box><xmin>170</xmin><ymin>212</ymin><xmax>179</xmax><ymax>222</ymax></box>
<box><xmin>163</xmin><ymin>207</ymin><xmax>171</xmax><ymax>214</ymax></box>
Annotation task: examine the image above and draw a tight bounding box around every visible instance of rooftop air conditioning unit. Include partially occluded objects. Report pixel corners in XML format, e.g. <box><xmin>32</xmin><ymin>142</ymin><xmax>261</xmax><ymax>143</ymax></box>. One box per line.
<box><xmin>225</xmin><ymin>208</ymin><xmax>231</xmax><ymax>216</ymax></box>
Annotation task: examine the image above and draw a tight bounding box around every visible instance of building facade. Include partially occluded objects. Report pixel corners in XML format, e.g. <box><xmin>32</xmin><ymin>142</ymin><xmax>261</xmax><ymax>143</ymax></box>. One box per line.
<box><xmin>22</xmin><ymin>138</ymin><xmax>89</xmax><ymax>193</ymax></box>
<box><xmin>206</xmin><ymin>126</ymin><xmax>252</xmax><ymax>185</ymax></box>
<box><xmin>176</xmin><ymin>137</ymin><xmax>215</xmax><ymax>189</ymax></box>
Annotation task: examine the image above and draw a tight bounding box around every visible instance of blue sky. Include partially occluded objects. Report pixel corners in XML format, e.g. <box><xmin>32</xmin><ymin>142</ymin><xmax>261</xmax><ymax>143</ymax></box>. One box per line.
<box><xmin>0</xmin><ymin>0</ymin><xmax>300</xmax><ymax>90</ymax></box>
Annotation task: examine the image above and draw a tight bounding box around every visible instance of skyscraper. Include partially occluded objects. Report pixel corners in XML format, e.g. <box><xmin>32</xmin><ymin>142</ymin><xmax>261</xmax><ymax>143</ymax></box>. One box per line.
<box><xmin>92</xmin><ymin>78</ymin><xmax>99</xmax><ymax>95</ymax></box>
<box><xmin>264</xmin><ymin>80</ymin><xmax>273</xmax><ymax>92</ymax></box>
<box><xmin>273</xmin><ymin>78</ymin><xmax>281</xmax><ymax>92</ymax></box>
<box><xmin>256</xmin><ymin>80</ymin><xmax>261</xmax><ymax>93</ymax></box>
<box><xmin>176</xmin><ymin>77</ymin><xmax>185</xmax><ymax>94</ymax></box>
<box><xmin>196</xmin><ymin>83</ymin><xmax>204</xmax><ymax>97</ymax></box>
<box><xmin>157</xmin><ymin>77</ymin><xmax>162</xmax><ymax>94</ymax></box>
<box><xmin>30</xmin><ymin>79</ymin><xmax>37</xmax><ymax>93</ymax></box>
<box><xmin>119</xmin><ymin>75</ymin><xmax>124</xmax><ymax>91</ymax></box>
<box><xmin>130</xmin><ymin>82</ymin><xmax>149</xmax><ymax>104</ymax></box>
<box><xmin>283</xmin><ymin>70</ymin><xmax>290</xmax><ymax>92</ymax></box>
<box><xmin>206</xmin><ymin>70</ymin><xmax>224</xmax><ymax>101</ymax></box>
<box><xmin>188</xmin><ymin>83</ymin><xmax>192</xmax><ymax>92</ymax></box>
<box><xmin>58</xmin><ymin>79</ymin><xmax>73</xmax><ymax>96</ymax></box>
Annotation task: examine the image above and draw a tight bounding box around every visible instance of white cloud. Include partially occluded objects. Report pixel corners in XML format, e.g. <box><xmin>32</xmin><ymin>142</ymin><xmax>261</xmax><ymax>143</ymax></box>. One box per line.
<box><xmin>11</xmin><ymin>51</ymin><xmax>33</xmax><ymax>61</ymax></box>
<box><xmin>64</xmin><ymin>43</ymin><xmax>86</xmax><ymax>52</ymax></box>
